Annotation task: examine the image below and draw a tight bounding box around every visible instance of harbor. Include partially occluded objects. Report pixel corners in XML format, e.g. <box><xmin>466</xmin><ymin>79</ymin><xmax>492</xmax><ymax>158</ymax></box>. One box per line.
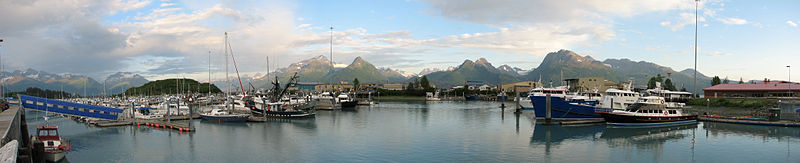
<box><xmin>9</xmin><ymin>100</ymin><xmax>800</xmax><ymax>162</ymax></box>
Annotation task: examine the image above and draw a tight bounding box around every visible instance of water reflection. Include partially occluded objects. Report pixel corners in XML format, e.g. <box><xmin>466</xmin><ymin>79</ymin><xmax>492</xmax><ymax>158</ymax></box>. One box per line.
<box><xmin>703</xmin><ymin>122</ymin><xmax>800</xmax><ymax>140</ymax></box>
<box><xmin>601</xmin><ymin>124</ymin><xmax>697</xmax><ymax>149</ymax></box>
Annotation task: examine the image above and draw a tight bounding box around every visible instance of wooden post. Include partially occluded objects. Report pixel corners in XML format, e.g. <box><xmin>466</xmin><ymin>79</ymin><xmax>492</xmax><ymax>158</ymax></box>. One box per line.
<box><xmin>188</xmin><ymin>98</ymin><xmax>193</xmax><ymax>130</ymax></box>
<box><xmin>546</xmin><ymin>94</ymin><xmax>551</xmax><ymax>123</ymax></box>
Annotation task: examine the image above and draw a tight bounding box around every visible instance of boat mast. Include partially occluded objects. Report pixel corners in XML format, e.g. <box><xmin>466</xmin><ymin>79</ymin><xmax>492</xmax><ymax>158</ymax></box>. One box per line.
<box><xmin>225</xmin><ymin>32</ymin><xmax>231</xmax><ymax>113</ymax></box>
<box><xmin>208</xmin><ymin>50</ymin><xmax>211</xmax><ymax>98</ymax></box>
<box><xmin>226</xmin><ymin>33</ymin><xmax>247</xmax><ymax>106</ymax></box>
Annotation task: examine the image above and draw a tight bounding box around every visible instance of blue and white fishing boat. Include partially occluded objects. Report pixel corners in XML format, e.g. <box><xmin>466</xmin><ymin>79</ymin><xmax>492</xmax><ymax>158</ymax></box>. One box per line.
<box><xmin>520</xmin><ymin>87</ymin><xmax>603</xmax><ymax>119</ymax></box>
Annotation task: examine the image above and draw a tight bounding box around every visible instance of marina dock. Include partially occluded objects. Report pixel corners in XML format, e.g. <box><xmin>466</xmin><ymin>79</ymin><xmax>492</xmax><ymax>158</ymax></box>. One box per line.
<box><xmin>699</xmin><ymin>117</ymin><xmax>800</xmax><ymax>127</ymax></box>
<box><xmin>135</xmin><ymin>120</ymin><xmax>195</xmax><ymax>132</ymax></box>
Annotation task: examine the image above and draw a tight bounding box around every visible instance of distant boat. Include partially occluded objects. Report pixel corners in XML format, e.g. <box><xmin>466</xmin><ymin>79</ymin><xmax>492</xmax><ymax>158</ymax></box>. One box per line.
<box><xmin>200</xmin><ymin>108</ymin><xmax>250</xmax><ymax>122</ymax></box>
<box><xmin>31</xmin><ymin>126</ymin><xmax>71</xmax><ymax>162</ymax></box>
<box><xmin>425</xmin><ymin>91</ymin><xmax>441</xmax><ymax>101</ymax></box>
<box><xmin>338</xmin><ymin>93</ymin><xmax>358</xmax><ymax>108</ymax></box>
<box><xmin>598</xmin><ymin>96</ymin><xmax>697</xmax><ymax>127</ymax></box>
<box><xmin>314</xmin><ymin>92</ymin><xmax>338</xmax><ymax>110</ymax></box>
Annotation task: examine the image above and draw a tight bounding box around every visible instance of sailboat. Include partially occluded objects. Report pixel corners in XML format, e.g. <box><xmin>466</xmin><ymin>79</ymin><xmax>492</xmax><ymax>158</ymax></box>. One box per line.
<box><xmin>201</xmin><ymin>32</ymin><xmax>250</xmax><ymax>122</ymax></box>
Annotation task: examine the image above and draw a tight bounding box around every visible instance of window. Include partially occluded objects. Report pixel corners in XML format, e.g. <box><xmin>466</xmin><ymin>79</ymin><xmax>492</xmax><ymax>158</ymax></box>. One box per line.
<box><xmin>89</xmin><ymin>109</ymin><xmax>95</xmax><ymax>113</ymax></box>
<box><xmin>78</xmin><ymin>108</ymin><xmax>85</xmax><ymax>112</ymax></box>
<box><xmin>57</xmin><ymin>105</ymin><xmax>64</xmax><ymax>109</ymax></box>
<box><xmin>99</xmin><ymin>111</ymin><xmax>105</xmax><ymax>114</ymax></box>
<box><xmin>46</xmin><ymin>104</ymin><xmax>53</xmax><ymax>107</ymax></box>
<box><xmin>37</xmin><ymin>102</ymin><xmax>44</xmax><ymax>106</ymax></box>
<box><xmin>26</xmin><ymin>100</ymin><xmax>33</xmax><ymax>104</ymax></box>
<box><xmin>68</xmin><ymin>106</ymin><xmax>75</xmax><ymax>110</ymax></box>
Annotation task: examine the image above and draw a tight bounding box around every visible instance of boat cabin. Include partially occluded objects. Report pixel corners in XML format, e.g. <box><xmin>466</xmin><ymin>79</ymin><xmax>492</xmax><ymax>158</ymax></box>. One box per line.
<box><xmin>36</xmin><ymin>126</ymin><xmax>61</xmax><ymax>141</ymax></box>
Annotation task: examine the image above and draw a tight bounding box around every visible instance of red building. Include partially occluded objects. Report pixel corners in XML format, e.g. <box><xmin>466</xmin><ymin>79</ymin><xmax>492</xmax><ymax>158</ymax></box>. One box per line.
<box><xmin>703</xmin><ymin>80</ymin><xmax>800</xmax><ymax>98</ymax></box>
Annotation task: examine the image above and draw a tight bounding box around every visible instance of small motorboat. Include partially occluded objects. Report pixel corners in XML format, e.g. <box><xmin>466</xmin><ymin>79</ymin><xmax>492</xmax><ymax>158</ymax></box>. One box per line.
<box><xmin>200</xmin><ymin>108</ymin><xmax>250</xmax><ymax>122</ymax></box>
<box><xmin>31</xmin><ymin>126</ymin><xmax>71</xmax><ymax>162</ymax></box>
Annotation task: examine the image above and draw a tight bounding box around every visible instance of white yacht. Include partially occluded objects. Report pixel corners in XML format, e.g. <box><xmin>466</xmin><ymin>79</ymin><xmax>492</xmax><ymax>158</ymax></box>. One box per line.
<box><xmin>600</xmin><ymin>88</ymin><xmax>640</xmax><ymax>110</ymax></box>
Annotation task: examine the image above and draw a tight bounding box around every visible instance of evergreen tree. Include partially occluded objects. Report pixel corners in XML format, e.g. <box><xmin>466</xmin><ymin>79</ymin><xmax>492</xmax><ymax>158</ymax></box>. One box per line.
<box><xmin>680</xmin><ymin>87</ymin><xmax>687</xmax><ymax>92</ymax></box>
<box><xmin>353</xmin><ymin>78</ymin><xmax>360</xmax><ymax>91</ymax></box>
<box><xmin>711</xmin><ymin>76</ymin><xmax>722</xmax><ymax>86</ymax></box>
<box><xmin>739</xmin><ymin>77</ymin><xmax>744</xmax><ymax>84</ymax></box>
<box><xmin>664</xmin><ymin>78</ymin><xmax>676</xmax><ymax>91</ymax></box>
<box><xmin>420</xmin><ymin>76</ymin><xmax>432</xmax><ymax>91</ymax></box>
<box><xmin>723</xmin><ymin>77</ymin><xmax>729</xmax><ymax>84</ymax></box>
<box><xmin>647</xmin><ymin>77</ymin><xmax>657</xmax><ymax>89</ymax></box>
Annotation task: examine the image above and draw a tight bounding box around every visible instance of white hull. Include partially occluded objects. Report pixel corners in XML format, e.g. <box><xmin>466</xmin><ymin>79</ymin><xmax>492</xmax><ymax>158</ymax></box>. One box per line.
<box><xmin>44</xmin><ymin>151</ymin><xmax>66</xmax><ymax>162</ymax></box>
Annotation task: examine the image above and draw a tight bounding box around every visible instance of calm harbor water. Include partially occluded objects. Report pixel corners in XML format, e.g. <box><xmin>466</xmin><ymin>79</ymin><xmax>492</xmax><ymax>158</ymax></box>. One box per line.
<box><xmin>25</xmin><ymin>101</ymin><xmax>800</xmax><ymax>162</ymax></box>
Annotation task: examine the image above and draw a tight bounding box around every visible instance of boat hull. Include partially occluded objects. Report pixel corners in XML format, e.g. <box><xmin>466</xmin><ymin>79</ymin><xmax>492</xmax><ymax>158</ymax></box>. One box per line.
<box><xmin>523</xmin><ymin>96</ymin><xmax>602</xmax><ymax>119</ymax></box>
<box><xmin>200</xmin><ymin>114</ymin><xmax>250</xmax><ymax>122</ymax></box>
<box><xmin>43</xmin><ymin>151</ymin><xmax>66</xmax><ymax>162</ymax></box>
<box><xmin>599</xmin><ymin>112</ymin><xmax>697</xmax><ymax>124</ymax></box>
<box><xmin>340</xmin><ymin>101</ymin><xmax>358</xmax><ymax>108</ymax></box>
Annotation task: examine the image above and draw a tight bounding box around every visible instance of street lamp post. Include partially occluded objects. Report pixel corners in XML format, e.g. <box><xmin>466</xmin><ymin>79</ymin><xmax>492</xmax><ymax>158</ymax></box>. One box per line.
<box><xmin>0</xmin><ymin>39</ymin><xmax>4</xmax><ymax>99</ymax></box>
<box><xmin>789</xmin><ymin>65</ymin><xmax>792</xmax><ymax>97</ymax></box>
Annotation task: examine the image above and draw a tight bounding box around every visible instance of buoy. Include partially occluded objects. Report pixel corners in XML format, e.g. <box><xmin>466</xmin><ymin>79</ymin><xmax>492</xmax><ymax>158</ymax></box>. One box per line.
<box><xmin>179</xmin><ymin>128</ymin><xmax>183</xmax><ymax>131</ymax></box>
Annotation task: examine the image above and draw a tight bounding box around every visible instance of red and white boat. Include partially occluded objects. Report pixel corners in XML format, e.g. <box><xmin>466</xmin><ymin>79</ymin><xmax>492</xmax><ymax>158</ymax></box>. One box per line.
<box><xmin>31</xmin><ymin>126</ymin><xmax>71</xmax><ymax>162</ymax></box>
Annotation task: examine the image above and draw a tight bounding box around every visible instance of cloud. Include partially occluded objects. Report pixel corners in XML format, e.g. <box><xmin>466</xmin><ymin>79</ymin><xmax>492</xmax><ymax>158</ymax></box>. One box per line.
<box><xmin>788</xmin><ymin>20</ymin><xmax>798</xmax><ymax>27</ymax></box>
<box><xmin>717</xmin><ymin>17</ymin><xmax>748</xmax><ymax>25</ymax></box>
<box><xmin>117</xmin><ymin>0</ymin><xmax>151</xmax><ymax>11</ymax></box>
<box><xmin>660</xmin><ymin>12</ymin><xmax>706</xmax><ymax>31</ymax></box>
<box><xmin>708</xmin><ymin>51</ymin><xmax>731</xmax><ymax>57</ymax></box>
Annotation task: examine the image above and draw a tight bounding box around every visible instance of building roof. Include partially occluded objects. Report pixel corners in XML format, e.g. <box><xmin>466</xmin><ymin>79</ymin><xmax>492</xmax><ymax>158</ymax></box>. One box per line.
<box><xmin>703</xmin><ymin>81</ymin><xmax>800</xmax><ymax>91</ymax></box>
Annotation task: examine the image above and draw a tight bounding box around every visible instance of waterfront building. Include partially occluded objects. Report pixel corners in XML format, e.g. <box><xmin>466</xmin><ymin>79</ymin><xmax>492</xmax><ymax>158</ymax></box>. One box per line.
<box><xmin>564</xmin><ymin>77</ymin><xmax>620</xmax><ymax>93</ymax></box>
<box><xmin>295</xmin><ymin>82</ymin><xmax>319</xmax><ymax>91</ymax></box>
<box><xmin>498</xmin><ymin>81</ymin><xmax>540</xmax><ymax>93</ymax></box>
<box><xmin>315</xmin><ymin>84</ymin><xmax>354</xmax><ymax>92</ymax></box>
<box><xmin>465</xmin><ymin>81</ymin><xmax>491</xmax><ymax>91</ymax></box>
<box><xmin>703</xmin><ymin>80</ymin><xmax>799</xmax><ymax>98</ymax></box>
<box><xmin>381</xmin><ymin>84</ymin><xmax>405</xmax><ymax>91</ymax></box>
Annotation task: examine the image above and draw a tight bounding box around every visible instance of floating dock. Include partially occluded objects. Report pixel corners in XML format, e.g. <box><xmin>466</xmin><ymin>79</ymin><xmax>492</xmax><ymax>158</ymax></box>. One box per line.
<box><xmin>699</xmin><ymin>117</ymin><xmax>800</xmax><ymax>127</ymax></box>
<box><xmin>135</xmin><ymin>120</ymin><xmax>195</xmax><ymax>132</ymax></box>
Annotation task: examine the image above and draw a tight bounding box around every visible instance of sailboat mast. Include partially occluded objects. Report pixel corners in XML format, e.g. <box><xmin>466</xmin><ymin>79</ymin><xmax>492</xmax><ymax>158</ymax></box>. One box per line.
<box><xmin>226</xmin><ymin>34</ymin><xmax>247</xmax><ymax>104</ymax></box>
<box><xmin>208</xmin><ymin>50</ymin><xmax>211</xmax><ymax>98</ymax></box>
<box><xmin>225</xmin><ymin>32</ymin><xmax>230</xmax><ymax>112</ymax></box>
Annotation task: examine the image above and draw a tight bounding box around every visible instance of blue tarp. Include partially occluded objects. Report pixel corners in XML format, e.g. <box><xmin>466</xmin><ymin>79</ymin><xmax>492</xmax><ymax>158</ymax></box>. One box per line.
<box><xmin>138</xmin><ymin>107</ymin><xmax>153</xmax><ymax>110</ymax></box>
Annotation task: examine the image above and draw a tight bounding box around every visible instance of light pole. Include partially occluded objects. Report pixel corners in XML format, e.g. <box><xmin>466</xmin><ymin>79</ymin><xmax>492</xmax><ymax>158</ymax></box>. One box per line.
<box><xmin>693</xmin><ymin>0</ymin><xmax>699</xmax><ymax>98</ymax></box>
<box><xmin>0</xmin><ymin>38</ymin><xmax>3</xmax><ymax>99</ymax></box>
<box><xmin>788</xmin><ymin>65</ymin><xmax>792</xmax><ymax>97</ymax></box>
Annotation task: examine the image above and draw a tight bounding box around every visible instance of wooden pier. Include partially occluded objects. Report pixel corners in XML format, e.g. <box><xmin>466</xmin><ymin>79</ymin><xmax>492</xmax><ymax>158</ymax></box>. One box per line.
<box><xmin>698</xmin><ymin>117</ymin><xmax>800</xmax><ymax>127</ymax></box>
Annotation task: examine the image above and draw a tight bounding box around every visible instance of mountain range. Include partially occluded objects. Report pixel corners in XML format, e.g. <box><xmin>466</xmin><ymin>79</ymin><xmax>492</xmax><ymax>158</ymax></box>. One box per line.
<box><xmin>0</xmin><ymin>69</ymin><xmax>149</xmax><ymax>96</ymax></box>
<box><xmin>5</xmin><ymin>49</ymin><xmax>716</xmax><ymax>95</ymax></box>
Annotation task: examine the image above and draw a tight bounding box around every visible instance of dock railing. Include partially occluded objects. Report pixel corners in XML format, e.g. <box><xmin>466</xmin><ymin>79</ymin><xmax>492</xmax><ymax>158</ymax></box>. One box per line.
<box><xmin>0</xmin><ymin>105</ymin><xmax>30</xmax><ymax>162</ymax></box>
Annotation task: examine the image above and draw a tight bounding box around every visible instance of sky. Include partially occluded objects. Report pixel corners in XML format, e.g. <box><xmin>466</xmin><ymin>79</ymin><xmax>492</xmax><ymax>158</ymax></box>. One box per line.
<box><xmin>0</xmin><ymin>0</ymin><xmax>798</xmax><ymax>82</ymax></box>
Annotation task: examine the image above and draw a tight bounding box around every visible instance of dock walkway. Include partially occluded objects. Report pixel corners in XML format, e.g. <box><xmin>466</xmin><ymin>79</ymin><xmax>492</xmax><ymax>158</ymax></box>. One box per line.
<box><xmin>699</xmin><ymin>117</ymin><xmax>800</xmax><ymax>127</ymax></box>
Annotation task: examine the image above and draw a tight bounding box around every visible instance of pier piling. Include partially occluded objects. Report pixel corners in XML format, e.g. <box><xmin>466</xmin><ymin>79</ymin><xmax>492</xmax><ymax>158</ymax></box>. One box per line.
<box><xmin>545</xmin><ymin>94</ymin><xmax>552</xmax><ymax>124</ymax></box>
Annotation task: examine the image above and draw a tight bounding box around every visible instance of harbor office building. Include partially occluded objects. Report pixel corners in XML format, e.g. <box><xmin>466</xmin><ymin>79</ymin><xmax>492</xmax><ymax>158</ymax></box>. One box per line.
<box><xmin>497</xmin><ymin>81</ymin><xmax>541</xmax><ymax>93</ymax></box>
<box><xmin>564</xmin><ymin>77</ymin><xmax>621</xmax><ymax>93</ymax></box>
<box><xmin>703</xmin><ymin>80</ymin><xmax>799</xmax><ymax>98</ymax></box>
